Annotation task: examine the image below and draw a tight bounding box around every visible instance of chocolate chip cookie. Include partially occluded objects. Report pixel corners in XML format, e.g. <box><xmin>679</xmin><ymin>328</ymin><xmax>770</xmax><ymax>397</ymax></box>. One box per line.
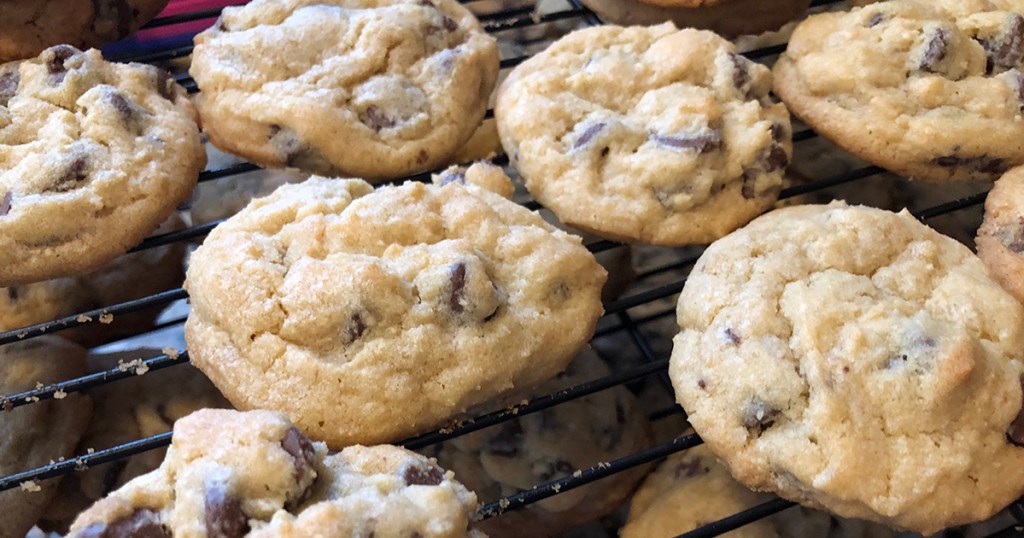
<box><xmin>0</xmin><ymin>213</ymin><xmax>185</xmax><ymax>347</ymax></box>
<box><xmin>495</xmin><ymin>24</ymin><xmax>792</xmax><ymax>246</ymax></box>
<box><xmin>184</xmin><ymin>163</ymin><xmax>606</xmax><ymax>448</ymax></box>
<box><xmin>0</xmin><ymin>45</ymin><xmax>204</xmax><ymax>286</ymax></box>
<box><xmin>423</xmin><ymin>348</ymin><xmax>651</xmax><ymax>537</ymax></box>
<box><xmin>67</xmin><ymin>409</ymin><xmax>484</xmax><ymax>537</ymax></box>
<box><xmin>578</xmin><ymin>0</ymin><xmax>811</xmax><ymax>38</ymax></box>
<box><xmin>978</xmin><ymin>165</ymin><xmax>1024</xmax><ymax>305</ymax></box>
<box><xmin>0</xmin><ymin>0</ymin><xmax>171</xmax><ymax>62</ymax></box>
<box><xmin>190</xmin><ymin>0</ymin><xmax>499</xmax><ymax>182</ymax></box>
<box><xmin>774</xmin><ymin>0</ymin><xmax>1024</xmax><ymax>181</ymax></box>
<box><xmin>0</xmin><ymin>337</ymin><xmax>92</xmax><ymax>538</ymax></box>
<box><xmin>40</xmin><ymin>349</ymin><xmax>230</xmax><ymax>533</ymax></box>
<box><xmin>670</xmin><ymin>202</ymin><xmax>1024</xmax><ymax>534</ymax></box>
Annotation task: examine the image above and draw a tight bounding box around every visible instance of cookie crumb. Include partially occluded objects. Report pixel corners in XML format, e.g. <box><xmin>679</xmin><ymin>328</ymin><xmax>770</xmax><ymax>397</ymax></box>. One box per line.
<box><xmin>53</xmin><ymin>389</ymin><xmax>67</xmax><ymax>399</ymax></box>
<box><xmin>162</xmin><ymin>347</ymin><xmax>180</xmax><ymax>359</ymax></box>
<box><xmin>99</xmin><ymin>313</ymin><xmax>114</xmax><ymax>324</ymax></box>
<box><xmin>498</xmin><ymin>498</ymin><xmax>511</xmax><ymax>510</ymax></box>
<box><xmin>19</xmin><ymin>481</ymin><xmax>40</xmax><ymax>492</ymax></box>
<box><xmin>86</xmin><ymin>448</ymin><xmax>95</xmax><ymax>454</ymax></box>
<box><xmin>76</xmin><ymin>314</ymin><xmax>92</xmax><ymax>323</ymax></box>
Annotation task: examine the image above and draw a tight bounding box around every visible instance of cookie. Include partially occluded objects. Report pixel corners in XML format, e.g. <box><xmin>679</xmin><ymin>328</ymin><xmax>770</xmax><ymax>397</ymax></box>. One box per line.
<box><xmin>0</xmin><ymin>45</ymin><xmax>204</xmax><ymax>286</ymax></box>
<box><xmin>978</xmin><ymin>165</ymin><xmax>1024</xmax><ymax>304</ymax></box>
<box><xmin>67</xmin><ymin>409</ymin><xmax>484</xmax><ymax>537</ymax></box>
<box><xmin>669</xmin><ymin>202</ymin><xmax>1024</xmax><ymax>534</ymax></box>
<box><xmin>773</xmin><ymin>0</ymin><xmax>1024</xmax><ymax>182</ymax></box>
<box><xmin>184</xmin><ymin>163</ymin><xmax>606</xmax><ymax>448</ymax></box>
<box><xmin>0</xmin><ymin>0</ymin><xmax>171</xmax><ymax>62</ymax></box>
<box><xmin>495</xmin><ymin>25</ymin><xmax>792</xmax><ymax>246</ymax></box>
<box><xmin>423</xmin><ymin>348</ymin><xmax>651</xmax><ymax>537</ymax></box>
<box><xmin>0</xmin><ymin>337</ymin><xmax>92</xmax><ymax>538</ymax></box>
<box><xmin>39</xmin><ymin>349</ymin><xmax>231</xmax><ymax>533</ymax></box>
<box><xmin>578</xmin><ymin>0</ymin><xmax>811</xmax><ymax>38</ymax></box>
<box><xmin>0</xmin><ymin>213</ymin><xmax>186</xmax><ymax>347</ymax></box>
<box><xmin>190</xmin><ymin>0</ymin><xmax>499</xmax><ymax>182</ymax></box>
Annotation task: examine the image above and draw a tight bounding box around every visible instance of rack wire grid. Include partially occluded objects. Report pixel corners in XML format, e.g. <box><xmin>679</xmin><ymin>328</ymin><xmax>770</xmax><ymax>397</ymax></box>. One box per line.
<box><xmin>2</xmin><ymin>0</ymin><xmax>1024</xmax><ymax>536</ymax></box>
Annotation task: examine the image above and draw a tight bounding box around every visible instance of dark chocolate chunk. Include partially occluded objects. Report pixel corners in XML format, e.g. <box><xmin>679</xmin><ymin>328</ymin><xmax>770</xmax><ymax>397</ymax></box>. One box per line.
<box><xmin>155</xmin><ymin>69</ymin><xmax>176</xmax><ymax>100</ymax></box>
<box><xmin>6</xmin><ymin>287</ymin><xmax>17</xmax><ymax>301</ymax></box>
<box><xmin>50</xmin><ymin>156</ymin><xmax>89</xmax><ymax>192</ymax></box>
<box><xmin>361</xmin><ymin>105</ymin><xmax>396</xmax><ymax>131</ymax></box>
<box><xmin>741</xmin><ymin>398</ymin><xmax>780</xmax><ymax>434</ymax></box>
<box><xmin>281</xmin><ymin>426</ymin><xmax>316</xmax><ymax>482</ymax></box>
<box><xmin>268</xmin><ymin>124</ymin><xmax>332</xmax><ymax>172</ymax></box>
<box><xmin>983</xmin><ymin>14</ymin><xmax>1024</xmax><ymax>73</ymax></box>
<box><xmin>651</xmin><ymin>130</ymin><xmax>722</xmax><ymax>153</ymax></box>
<box><xmin>1008</xmin><ymin>377</ymin><xmax>1024</xmax><ymax>447</ymax></box>
<box><xmin>46</xmin><ymin>45</ymin><xmax>79</xmax><ymax>85</ymax></box>
<box><xmin>345</xmin><ymin>313</ymin><xmax>367</xmax><ymax>344</ymax></box>
<box><xmin>572</xmin><ymin>122</ymin><xmax>605</xmax><ymax>150</ymax></box>
<box><xmin>764</xmin><ymin>145</ymin><xmax>789</xmax><ymax>172</ymax></box>
<box><xmin>741</xmin><ymin>171</ymin><xmax>757</xmax><ymax>200</ymax></box>
<box><xmin>486</xmin><ymin>420</ymin><xmax>523</xmax><ymax>456</ymax></box>
<box><xmin>107</xmin><ymin>93</ymin><xmax>134</xmax><ymax>123</ymax></box>
<box><xmin>401</xmin><ymin>463</ymin><xmax>444</xmax><ymax>486</ymax></box>
<box><xmin>78</xmin><ymin>509</ymin><xmax>170</xmax><ymax>538</ymax></box>
<box><xmin>205</xmin><ymin>484</ymin><xmax>250</xmax><ymax>538</ymax></box>
<box><xmin>416</xmin><ymin>149</ymin><xmax>429</xmax><ymax>165</ymax></box>
<box><xmin>920</xmin><ymin>28</ymin><xmax>950</xmax><ymax>73</ymax></box>
<box><xmin>698</xmin><ymin>379</ymin><xmax>707</xmax><ymax>390</ymax></box>
<box><xmin>0</xmin><ymin>69</ymin><xmax>18</xmax><ymax>106</ymax></box>
<box><xmin>931</xmin><ymin>154</ymin><xmax>1007</xmax><ymax>175</ymax></box>
<box><xmin>0</xmin><ymin>191</ymin><xmax>11</xmax><ymax>216</ymax></box>
<box><xmin>728</xmin><ymin>52</ymin><xmax>750</xmax><ymax>90</ymax></box>
<box><xmin>448</xmin><ymin>261</ymin><xmax>467</xmax><ymax>314</ymax></box>
<box><xmin>866</xmin><ymin>12</ymin><xmax>885</xmax><ymax>28</ymax></box>
<box><xmin>674</xmin><ymin>456</ymin><xmax>703</xmax><ymax>478</ymax></box>
<box><xmin>442</xmin><ymin>15</ymin><xmax>458</xmax><ymax>32</ymax></box>
<box><xmin>723</xmin><ymin>328</ymin><xmax>741</xmax><ymax>345</ymax></box>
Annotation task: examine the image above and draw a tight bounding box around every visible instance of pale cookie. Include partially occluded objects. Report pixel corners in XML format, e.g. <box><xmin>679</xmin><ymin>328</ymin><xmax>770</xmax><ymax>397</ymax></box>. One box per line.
<box><xmin>185</xmin><ymin>164</ymin><xmax>606</xmax><ymax>448</ymax></box>
<box><xmin>0</xmin><ymin>337</ymin><xmax>92</xmax><ymax>538</ymax></box>
<box><xmin>670</xmin><ymin>202</ymin><xmax>1024</xmax><ymax>535</ymax></box>
<box><xmin>495</xmin><ymin>25</ymin><xmax>792</xmax><ymax>246</ymax></box>
<box><xmin>578</xmin><ymin>0</ymin><xmax>811</xmax><ymax>38</ymax></box>
<box><xmin>39</xmin><ymin>349</ymin><xmax>230</xmax><ymax>533</ymax></box>
<box><xmin>978</xmin><ymin>165</ymin><xmax>1024</xmax><ymax>305</ymax></box>
<box><xmin>190</xmin><ymin>0</ymin><xmax>499</xmax><ymax>181</ymax></box>
<box><xmin>0</xmin><ymin>45</ymin><xmax>204</xmax><ymax>286</ymax></box>
<box><xmin>67</xmin><ymin>409</ymin><xmax>484</xmax><ymax>537</ymax></box>
<box><xmin>773</xmin><ymin>0</ymin><xmax>1024</xmax><ymax>181</ymax></box>
<box><xmin>0</xmin><ymin>213</ymin><xmax>185</xmax><ymax>347</ymax></box>
<box><xmin>423</xmin><ymin>348</ymin><xmax>651</xmax><ymax>538</ymax></box>
<box><xmin>0</xmin><ymin>0</ymin><xmax>171</xmax><ymax>62</ymax></box>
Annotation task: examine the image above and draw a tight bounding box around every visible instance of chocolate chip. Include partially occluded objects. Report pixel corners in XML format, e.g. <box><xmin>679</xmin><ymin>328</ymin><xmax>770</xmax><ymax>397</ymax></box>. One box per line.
<box><xmin>401</xmin><ymin>463</ymin><xmax>444</xmax><ymax>486</ymax></box>
<box><xmin>416</xmin><ymin>149</ymin><xmax>429</xmax><ymax>165</ymax></box>
<box><xmin>741</xmin><ymin>171</ymin><xmax>758</xmax><ymax>199</ymax></box>
<box><xmin>0</xmin><ymin>69</ymin><xmax>18</xmax><ymax>106</ymax></box>
<box><xmin>572</xmin><ymin>122</ymin><xmax>606</xmax><ymax>150</ymax></box>
<box><xmin>205</xmin><ymin>484</ymin><xmax>250</xmax><ymax>538</ymax></box>
<box><xmin>765</xmin><ymin>145</ymin><xmax>789</xmax><ymax>172</ymax></box>
<box><xmin>885</xmin><ymin>353</ymin><xmax>909</xmax><ymax>369</ymax></box>
<box><xmin>920</xmin><ymin>28</ymin><xmax>950</xmax><ymax>73</ymax></box>
<box><xmin>447</xmin><ymin>261</ymin><xmax>467</xmax><ymax>314</ymax></box>
<box><xmin>728</xmin><ymin>52</ymin><xmax>750</xmax><ymax>90</ymax></box>
<box><xmin>344</xmin><ymin>313</ymin><xmax>367</xmax><ymax>344</ymax></box>
<box><xmin>931</xmin><ymin>154</ymin><xmax>1007</xmax><ymax>175</ymax></box>
<box><xmin>268</xmin><ymin>124</ymin><xmax>332</xmax><ymax>172</ymax></box>
<box><xmin>486</xmin><ymin>420</ymin><xmax>523</xmax><ymax>456</ymax></box>
<box><xmin>723</xmin><ymin>328</ymin><xmax>741</xmax><ymax>345</ymax></box>
<box><xmin>155</xmin><ymin>69</ymin><xmax>175</xmax><ymax>100</ymax></box>
<box><xmin>697</xmin><ymin>379</ymin><xmax>707</xmax><ymax>390</ymax></box>
<box><xmin>281</xmin><ymin>426</ymin><xmax>316</xmax><ymax>482</ymax></box>
<box><xmin>983</xmin><ymin>14</ymin><xmax>1024</xmax><ymax>73</ymax></box>
<box><xmin>107</xmin><ymin>93</ymin><xmax>135</xmax><ymax>124</ymax></box>
<box><xmin>78</xmin><ymin>509</ymin><xmax>170</xmax><ymax>538</ymax></box>
<box><xmin>50</xmin><ymin>156</ymin><xmax>89</xmax><ymax>192</ymax></box>
<box><xmin>651</xmin><ymin>130</ymin><xmax>722</xmax><ymax>153</ymax></box>
<box><xmin>1008</xmin><ymin>377</ymin><xmax>1024</xmax><ymax>447</ymax></box>
<box><xmin>361</xmin><ymin>105</ymin><xmax>396</xmax><ymax>131</ymax></box>
<box><xmin>741</xmin><ymin>398</ymin><xmax>780</xmax><ymax>434</ymax></box>
<box><xmin>442</xmin><ymin>15</ymin><xmax>458</xmax><ymax>32</ymax></box>
<box><xmin>0</xmin><ymin>191</ymin><xmax>11</xmax><ymax>216</ymax></box>
<box><xmin>865</xmin><ymin>12</ymin><xmax>885</xmax><ymax>28</ymax></box>
<box><xmin>674</xmin><ymin>456</ymin><xmax>703</xmax><ymax>478</ymax></box>
<box><xmin>770</xmin><ymin>123</ymin><xmax>785</xmax><ymax>142</ymax></box>
<box><xmin>46</xmin><ymin>45</ymin><xmax>79</xmax><ymax>85</ymax></box>
<box><xmin>6</xmin><ymin>287</ymin><xmax>17</xmax><ymax>301</ymax></box>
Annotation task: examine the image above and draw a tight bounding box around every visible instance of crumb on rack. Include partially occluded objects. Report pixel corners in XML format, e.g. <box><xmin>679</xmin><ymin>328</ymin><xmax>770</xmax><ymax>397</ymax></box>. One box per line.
<box><xmin>162</xmin><ymin>347</ymin><xmax>180</xmax><ymax>359</ymax></box>
<box><xmin>117</xmin><ymin>358</ymin><xmax>150</xmax><ymax>376</ymax></box>
<box><xmin>53</xmin><ymin>389</ymin><xmax>67</xmax><ymax>399</ymax></box>
<box><xmin>99</xmin><ymin>313</ymin><xmax>114</xmax><ymax>324</ymax></box>
<box><xmin>19</xmin><ymin>481</ymin><xmax>40</xmax><ymax>492</ymax></box>
<box><xmin>76</xmin><ymin>315</ymin><xmax>92</xmax><ymax>323</ymax></box>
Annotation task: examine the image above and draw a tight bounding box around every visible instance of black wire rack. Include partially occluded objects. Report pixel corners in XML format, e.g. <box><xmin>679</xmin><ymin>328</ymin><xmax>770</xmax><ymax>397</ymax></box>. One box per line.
<box><xmin>3</xmin><ymin>0</ymin><xmax>1024</xmax><ymax>537</ymax></box>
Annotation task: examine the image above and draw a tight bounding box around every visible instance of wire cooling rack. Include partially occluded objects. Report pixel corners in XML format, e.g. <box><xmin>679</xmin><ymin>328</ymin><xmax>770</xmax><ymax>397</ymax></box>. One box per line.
<box><xmin>3</xmin><ymin>0</ymin><xmax>1024</xmax><ymax>537</ymax></box>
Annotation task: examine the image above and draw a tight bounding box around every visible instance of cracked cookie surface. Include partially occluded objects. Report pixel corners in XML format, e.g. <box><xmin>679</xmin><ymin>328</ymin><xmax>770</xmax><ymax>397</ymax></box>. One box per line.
<box><xmin>774</xmin><ymin>0</ymin><xmax>1024</xmax><ymax>181</ymax></box>
<box><xmin>670</xmin><ymin>202</ymin><xmax>1024</xmax><ymax>534</ymax></box>
<box><xmin>190</xmin><ymin>0</ymin><xmax>499</xmax><ymax>182</ymax></box>
<box><xmin>0</xmin><ymin>0</ymin><xmax>170</xmax><ymax>62</ymax></box>
<box><xmin>0</xmin><ymin>45</ymin><xmax>204</xmax><ymax>286</ymax></box>
<box><xmin>67</xmin><ymin>409</ymin><xmax>484</xmax><ymax>538</ymax></box>
<box><xmin>495</xmin><ymin>24</ymin><xmax>792</xmax><ymax>246</ymax></box>
<box><xmin>977</xmin><ymin>165</ymin><xmax>1024</xmax><ymax>304</ymax></box>
<box><xmin>184</xmin><ymin>163</ymin><xmax>606</xmax><ymax>448</ymax></box>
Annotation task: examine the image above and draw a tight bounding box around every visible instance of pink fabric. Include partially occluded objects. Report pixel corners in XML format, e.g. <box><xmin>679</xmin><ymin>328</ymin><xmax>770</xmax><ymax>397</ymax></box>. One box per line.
<box><xmin>138</xmin><ymin>0</ymin><xmax>247</xmax><ymax>39</ymax></box>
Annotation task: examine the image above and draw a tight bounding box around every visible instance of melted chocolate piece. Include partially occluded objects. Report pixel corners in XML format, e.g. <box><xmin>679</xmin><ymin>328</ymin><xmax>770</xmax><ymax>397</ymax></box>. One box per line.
<box><xmin>46</xmin><ymin>45</ymin><xmax>79</xmax><ymax>85</ymax></box>
<box><xmin>50</xmin><ymin>156</ymin><xmax>89</xmax><ymax>192</ymax></box>
<box><xmin>486</xmin><ymin>420</ymin><xmax>523</xmax><ymax>456</ymax></box>
<box><xmin>78</xmin><ymin>509</ymin><xmax>170</xmax><ymax>538</ymax></box>
<box><xmin>697</xmin><ymin>379</ymin><xmax>707</xmax><ymax>390</ymax></box>
<box><xmin>1009</xmin><ymin>377</ymin><xmax>1024</xmax><ymax>447</ymax></box>
<box><xmin>741</xmin><ymin>171</ymin><xmax>758</xmax><ymax>200</ymax></box>
<box><xmin>983</xmin><ymin>14</ymin><xmax>1024</xmax><ymax>73</ymax></box>
<box><xmin>931</xmin><ymin>154</ymin><xmax>1007</xmax><ymax>175</ymax></box>
<box><xmin>920</xmin><ymin>28</ymin><xmax>950</xmax><ymax>73</ymax></box>
<box><xmin>764</xmin><ymin>145</ymin><xmax>789</xmax><ymax>172</ymax></box>
<box><xmin>268</xmin><ymin>125</ymin><xmax>331</xmax><ymax>172</ymax></box>
<box><xmin>651</xmin><ymin>130</ymin><xmax>722</xmax><ymax>153</ymax></box>
<box><xmin>361</xmin><ymin>105</ymin><xmax>396</xmax><ymax>131</ymax></box>
<box><xmin>442</xmin><ymin>15</ymin><xmax>458</xmax><ymax>32</ymax></box>
<box><xmin>107</xmin><ymin>93</ymin><xmax>134</xmax><ymax>123</ymax></box>
<box><xmin>0</xmin><ymin>191</ymin><xmax>11</xmax><ymax>216</ymax></box>
<box><xmin>865</xmin><ymin>12</ymin><xmax>885</xmax><ymax>28</ymax></box>
<box><xmin>728</xmin><ymin>52</ymin><xmax>750</xmax><ymax>91</ymax></box>
<box><xmin>416</xmin><ymin>149</ymin><xmax>429</xmax><ymax>165</ymax></box>
<box><xmin>155</xmin><ymin>69</ymin><xmax>175</xmax><ymax>100</ymax></box>
<box><xmin>674</xmin><ymin>456</ymin><xmax>703</xmax><ymax>478</ymax></box>
<box><xmin>401</xmin><ymin>463</ymin><xmax>444</xmax><ymax>486</ymax></box>
<box><xmin>448</xmin><ymin>262</ymin><xmax>467</xmax><ymax>314</ymax></box>
<box><xmin>572</xmin><ymin>122</ymin><xmax>605</xmax><ymax>150</ymax></box>
<box><xmin>741</xmin><ymin>398</ymin><xmax>780</xmax><ymax>434</ymax></box>
<box><xmin>6</xmin><ymin>287</ymin><xmax>17</xmax><ymax>301</ymax></box>
<box><xmin>723</xmin><ymin>328</ymin><xmax>741</xmax><ymax>345</ymax></box>
<box><xmin>0</xmin><ymin>69</ymin><xmax>18</xmax><ymax>106</ymax></box>
<box><xmin>205</xmin><ymin>484</ymin><xmax>250</xmax><ymax>538</ymax></box>
<box><xmin>281</xmin><ymin>426</ymin><xmax>316</xmax><ymax>481</ymax></box>
<box><xmin>345</xmin><ymin>312</ymin><xmax>367</xmax><ymax>343</ymax></box>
